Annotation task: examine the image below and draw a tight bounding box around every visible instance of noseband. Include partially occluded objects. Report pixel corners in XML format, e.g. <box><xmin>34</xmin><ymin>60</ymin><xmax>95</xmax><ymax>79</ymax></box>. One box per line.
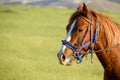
<box><xmin>62</xmin><ymin>16</ymin><xmax>99</xmax><ymax>63</ymax></box>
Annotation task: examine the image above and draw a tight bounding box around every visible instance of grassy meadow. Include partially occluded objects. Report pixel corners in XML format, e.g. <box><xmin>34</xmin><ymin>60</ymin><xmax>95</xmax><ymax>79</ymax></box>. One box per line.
<box><xmin>0</xmin><ymin>5</ymin><xmax>120</xmax><ymax>80</ymax></box>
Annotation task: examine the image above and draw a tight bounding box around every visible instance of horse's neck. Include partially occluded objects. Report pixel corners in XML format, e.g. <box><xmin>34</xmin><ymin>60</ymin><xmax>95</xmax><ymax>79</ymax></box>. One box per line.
<box><xmin>95</xmin><ymin>43</ymin><xmax>120</xmax><ymax>69</ymax></box>
<box><xmin>94</xmin><ymin>17</ymin><xmax>120</xmax><ymax>72</ymax></box>
<box><xmin>95</xmin><ymin>44</ymin><xmax>120</xmax><ymax>78</ymax></box>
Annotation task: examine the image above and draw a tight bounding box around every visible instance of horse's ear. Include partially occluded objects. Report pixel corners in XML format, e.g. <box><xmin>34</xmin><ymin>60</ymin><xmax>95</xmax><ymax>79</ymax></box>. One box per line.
<box><xmin>77</xmin><ymin>5</ymin><xmax>83</xmax><ymax>11</ymax></box>
<box><xmin>82</xmin><ymin>3</ymin><xmax>88</xmax><ymax>17</ymax></box>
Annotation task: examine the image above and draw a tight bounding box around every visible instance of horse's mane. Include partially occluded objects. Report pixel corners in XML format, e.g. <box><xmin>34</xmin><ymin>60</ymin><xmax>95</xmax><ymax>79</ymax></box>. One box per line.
<box><xmin>69</xmin><ymin>8</ymin><xmax>120</xmax><ymax>48</ymax></box>
<box><xmin>90</xmin><ymin>10</ymin><xmax>120</xmax><ymax>47</ymax></box>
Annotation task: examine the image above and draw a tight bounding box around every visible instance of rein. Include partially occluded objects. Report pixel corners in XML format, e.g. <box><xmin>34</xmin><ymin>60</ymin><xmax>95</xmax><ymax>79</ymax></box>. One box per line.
<box><xmin>62</xmin><ymin>15</ymin><xmax>120</xmax><ymax>63</ymax></box>
<box><xmin>79</xmin><ymin>43</ymin><xmax>120</xmax><ymax>64</ymax></box>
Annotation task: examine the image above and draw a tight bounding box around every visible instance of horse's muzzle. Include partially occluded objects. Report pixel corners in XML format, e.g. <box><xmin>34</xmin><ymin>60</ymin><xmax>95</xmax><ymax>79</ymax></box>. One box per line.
<box><xmin>57</xmin><ymin>53</ymin><xmax>73</xmax><ymax>66</ymax></box>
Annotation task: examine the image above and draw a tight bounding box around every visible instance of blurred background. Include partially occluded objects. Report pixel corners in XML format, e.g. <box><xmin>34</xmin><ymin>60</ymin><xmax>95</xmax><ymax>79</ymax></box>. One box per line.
<box><xmin>0</xmin><ymin>0</ymin><xmax>120</xmax><ymax>80</ymax></box>
<box><xmin>0</xmin><ymin>0</ymin><xmax>120</xmax><ymax>12</ymax></box>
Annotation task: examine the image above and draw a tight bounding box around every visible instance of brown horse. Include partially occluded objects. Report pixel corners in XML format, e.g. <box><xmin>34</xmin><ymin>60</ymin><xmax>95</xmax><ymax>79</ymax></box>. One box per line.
<box><xmin>57</xmin><ymin>3</ymin><xmax>120</xmax><ymax>80</ymax></box>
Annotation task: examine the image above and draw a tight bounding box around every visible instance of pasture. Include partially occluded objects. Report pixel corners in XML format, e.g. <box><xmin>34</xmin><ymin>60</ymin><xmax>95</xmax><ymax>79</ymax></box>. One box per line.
<box><xmin>0</xmin><ymin>5</ymin><xmax>120</xmax><ymax>80</ymax></box>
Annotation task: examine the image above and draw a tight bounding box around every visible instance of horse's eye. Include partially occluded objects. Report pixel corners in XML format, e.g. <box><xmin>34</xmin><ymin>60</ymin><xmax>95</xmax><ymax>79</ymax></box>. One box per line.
<box><xmin>78</xmin><ymin>28</ymin><xmax>83</xmax><ymax>32</ymax></box>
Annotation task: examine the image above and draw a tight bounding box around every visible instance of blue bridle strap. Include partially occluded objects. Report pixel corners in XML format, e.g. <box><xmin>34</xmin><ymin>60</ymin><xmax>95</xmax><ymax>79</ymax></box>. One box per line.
<box><xmin>76</xmin><ymin>52</ymin><xmax>82</xmax><ymax>63</ymax></box>
<box><xmin>77</xmin><ymin>41</ymin><xmax>91</xmax><ymax>51</ymax></box>
<box><xmin>62</xmin><ymin>40</ymin><xmax>75</xmax><ymax>50</ymax></box>
<box><xmin>94</xmin><ymin>24</ymin><xmax>99</xmax><ymax>43</ymax></box>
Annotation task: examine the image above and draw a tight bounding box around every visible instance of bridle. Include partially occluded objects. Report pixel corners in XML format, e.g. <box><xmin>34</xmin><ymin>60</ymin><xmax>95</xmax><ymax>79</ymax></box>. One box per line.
<box><xmin>61</xmin><ymin>15</ymin><xmax>120</xmax><ymax>63</ymax></box>
<box><xmin>62</xmin><ymin>15</ymin><xmax>98</xmax><ymax>63</ymax></box>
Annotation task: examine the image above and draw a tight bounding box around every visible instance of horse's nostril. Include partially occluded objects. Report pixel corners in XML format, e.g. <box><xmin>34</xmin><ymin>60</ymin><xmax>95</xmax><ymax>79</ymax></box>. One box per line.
<box><xmin>61</xmin><ymin>54</ymin><xmax>66</xmax><ymax>61</ymax></box>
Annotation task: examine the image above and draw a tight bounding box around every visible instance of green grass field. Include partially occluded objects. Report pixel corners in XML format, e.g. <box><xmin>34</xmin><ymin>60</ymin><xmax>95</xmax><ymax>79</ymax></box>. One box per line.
<box><xmin>0</xmin><ymin>5</ymin><xmax>120</xmax><ymax>80</ymax></box>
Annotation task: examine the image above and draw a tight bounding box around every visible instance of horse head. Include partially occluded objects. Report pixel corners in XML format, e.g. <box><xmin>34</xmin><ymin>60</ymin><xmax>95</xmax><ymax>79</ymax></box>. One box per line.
<box><xmin>57</xmin><ymin>3</ymin><xmax>99</xmax><ymax>65</ymax></box>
